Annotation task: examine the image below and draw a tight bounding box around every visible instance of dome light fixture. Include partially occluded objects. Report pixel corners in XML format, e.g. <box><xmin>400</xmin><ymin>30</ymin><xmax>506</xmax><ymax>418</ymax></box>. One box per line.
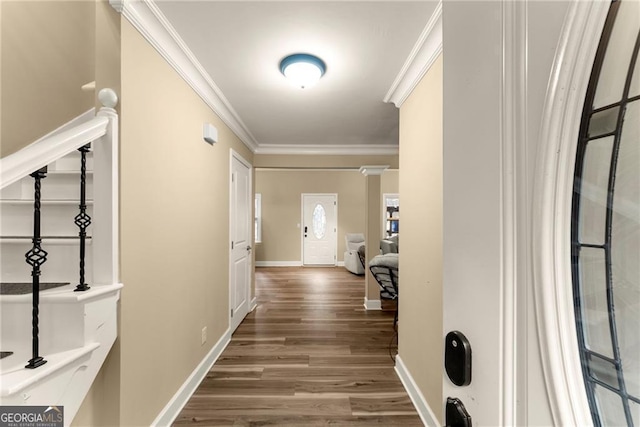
<box><xmin>279</xmin><ymin>53</ymin><xmax>326</xmax><ymax>89</ymax></box>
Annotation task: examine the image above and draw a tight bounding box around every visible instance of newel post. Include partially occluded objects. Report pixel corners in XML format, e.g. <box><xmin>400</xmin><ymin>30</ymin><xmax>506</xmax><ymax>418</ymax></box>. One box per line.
<box><xmin>92</xmin><ymin>89</ymin><xmax>120</xmax><ymax>286</ymax></box>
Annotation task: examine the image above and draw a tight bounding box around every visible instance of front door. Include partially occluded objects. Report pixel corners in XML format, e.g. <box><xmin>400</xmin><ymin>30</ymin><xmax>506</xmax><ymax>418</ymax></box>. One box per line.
<box><xmin>302</xmin><ymin>194</ymin><xmax>337</xmax><ymax>265</ymax></box>
<box><xmin>229</xmin><ymin>152</ymin><xmax>252</xmax><ymax>333</ymax></box>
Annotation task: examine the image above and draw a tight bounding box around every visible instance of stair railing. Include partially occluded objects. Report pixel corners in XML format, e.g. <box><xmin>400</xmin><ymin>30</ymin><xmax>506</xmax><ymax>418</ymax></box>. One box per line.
<box><xmin>74</xmin><ymin>144</ymin><xmax>92</xmax><ymax>292</ymax></box>
<box><xmin>24</xmin><ymin>167</ymin><xmax>48</xmax><ymax>369</ymax></box>
<box><xmin>0</xmin><ymin>88</ymin><xmax>119</xmax><ymax>369</ymax></box>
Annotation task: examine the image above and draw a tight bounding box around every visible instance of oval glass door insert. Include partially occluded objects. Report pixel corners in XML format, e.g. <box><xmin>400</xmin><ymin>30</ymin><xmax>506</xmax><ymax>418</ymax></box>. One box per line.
<box><xmin>312</xmin><ymin>204</ymin><xmax>327</xmax><ymax>239</ymax></box>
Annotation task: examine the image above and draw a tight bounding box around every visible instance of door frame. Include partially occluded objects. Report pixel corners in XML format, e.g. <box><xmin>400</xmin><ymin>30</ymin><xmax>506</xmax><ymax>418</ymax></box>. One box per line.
<box><xmin>300</xmin><ymin>193</ymin><xmax>338</xmax><ymax>266</ymax></box>
<box><xmin>531</xmin><ymin>2</ymin><xmax>609</xmax><ymax>425</ymax></box>
<box><xmin>382</xmin><ymin>193</ymin><xmax>399</xmax><ymax>237</ymax></box>
<box><xmin>229</xmin><ymin>149</ymin><xmax>253</xmax><ymax>332</ymax></box>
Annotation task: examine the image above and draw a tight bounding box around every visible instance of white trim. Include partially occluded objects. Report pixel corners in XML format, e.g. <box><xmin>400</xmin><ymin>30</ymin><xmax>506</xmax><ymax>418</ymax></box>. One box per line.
<box><xmin>250</xmin><ymin>296</ymin><xmax>258</xmax><ymax>312</ymax></box>
<box><xmin>254</xmin><ymin>193</ymin><xmax>262</xmax><ymax>243</ymax></box>
<box><xmin>255</xmin><ymin>261</ymin><xmax>303</xmax><ymax>267</ymax></box>
<box><xmin>0</xmin><ymin>116</ymin><xmax>108</xmax><ymax>189</ymax></box>
<box><xmin>363</xmin><ymin>298</ymin><xmax>381</xmax><ymax>311</ymax></box>
<box><xmin>151</xmin><ymin>328</ymin><xmax>231</xmax><ymax>426</ymax></box>
<box><xmin>531</xmin><ymin>2</ymin><xmax>609</xmax><ymax>426</ymax></box>
<box><xmin>110</xmin><ymin>0</ymin><xmax>258</xmax><ymax>152</ymax></box>
<box><xmin>336</xmin><ymin>261</ymin><xmax>345</xmax><ymax>267</ymax></box>
<box><xmin>93</xmin><ymin>104</ymin><xmax>120</xmax><ymax>286</ymax></box>
<box><xmin>384</xmin><ymin>2</ymin><xmax>442</xmax><ymax>108</ymax></box>
<box><xmin>254</xmin><ymin>144</ymin><xmax>399</xmax><ymax>156</ymax></box>
<box><xmin>499</xmin><ymin>1</ymin><xmax>528</xmax><ymax>425</ymax></box>
<box><xmin>394</xmin><ymin>355</ymin><xmax>440</xmax><ymax>427</ymax></box>
<box><xmin>256</xmin><ymin>168</ymin><xmax>395</xmax><ymax>172</ymax></box>
<box><xmin>41</xmin><ymin>108</ymin><xmax>97</xmax><ymax>140</ymax></box>
<box><xmin>382</xmin><ymin>193</ymin><xmax>400</xmax><ymax>237</ymax></box>
<box><xmin>359</xmin><ymin>165</ymin><xmax>389</xmax><ymax>176</ymax></box>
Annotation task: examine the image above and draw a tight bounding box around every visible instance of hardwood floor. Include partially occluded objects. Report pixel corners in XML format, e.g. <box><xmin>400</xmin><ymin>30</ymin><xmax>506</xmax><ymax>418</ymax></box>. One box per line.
<box><xmin>174</xmin><ymin>267</ymin><xmax>421</xmax><ymax>426</ymax></box>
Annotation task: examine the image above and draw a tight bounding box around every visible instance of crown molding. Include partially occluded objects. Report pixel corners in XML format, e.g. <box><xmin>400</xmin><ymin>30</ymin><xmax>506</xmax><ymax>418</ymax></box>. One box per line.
<box><xmin>359</xmin><ymin>165</ymin><xmax>389</xmax><ymax>176</ymax></box>
<box><xmin>384</xmin><ymin>1</ymin><xmax>442</xmax><ymax>108</ymax></box>
<box><xmin>254</xmin><ymin>144</ymin><xmax>399</xmax><ymax>156</ymax></box>
<box><xmin>109</xmin><ymin>0</ymin><xmax>124</xmax><ymax>13</ymax></box>
<box><xmin>109</xmin><ymin>0</ymin><xmax>259</xmax><ymax>152</ymax></box>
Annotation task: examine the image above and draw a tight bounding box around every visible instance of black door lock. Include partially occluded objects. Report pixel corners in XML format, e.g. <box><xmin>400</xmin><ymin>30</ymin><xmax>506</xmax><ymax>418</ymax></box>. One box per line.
<box><xmin>445</xmin><ymin>330</ymin><xmax>472</xmax><ymax>386</ymax></box>
<box><xmin>445</xmin><ymin>397</ymin><xmax>472</xmax><ymax>427</ymax></box>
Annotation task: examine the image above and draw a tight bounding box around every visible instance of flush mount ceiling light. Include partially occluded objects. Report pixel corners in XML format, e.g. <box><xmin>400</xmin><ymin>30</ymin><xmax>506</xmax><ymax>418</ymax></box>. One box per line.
<box><xmin>279</xmin><ymin>53</ymin><xmax>326</xmax><ymax>89</ymax></box>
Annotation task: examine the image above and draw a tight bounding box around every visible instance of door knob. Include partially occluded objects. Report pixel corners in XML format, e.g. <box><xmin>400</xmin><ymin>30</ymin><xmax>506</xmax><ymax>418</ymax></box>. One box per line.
<box><xmin>246</xmin><ymin>245</ymin><xmax>252</xmax><ymax>252</ymax></box>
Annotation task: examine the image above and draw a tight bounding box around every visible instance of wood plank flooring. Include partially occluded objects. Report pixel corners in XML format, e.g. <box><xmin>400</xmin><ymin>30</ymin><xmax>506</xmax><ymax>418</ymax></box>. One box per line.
<box><xmin>174</xmin><ymin>267</ymin><xmax>421</xmax><ymax>426</ymax></box>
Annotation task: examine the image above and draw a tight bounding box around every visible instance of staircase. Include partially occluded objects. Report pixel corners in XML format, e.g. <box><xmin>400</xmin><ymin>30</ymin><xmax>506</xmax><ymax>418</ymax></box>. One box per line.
<box><xmin>0</xmin><ymin>89</ymin><xmax>121</xmax><ymax>426</ymax></box>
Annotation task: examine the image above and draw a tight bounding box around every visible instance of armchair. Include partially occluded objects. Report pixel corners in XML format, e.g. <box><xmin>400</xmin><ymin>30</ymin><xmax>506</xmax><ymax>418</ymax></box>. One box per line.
<box><xmin>380</xmin><ymin>234</ymin><xmax>399</xmax><ymax>254</ymax></box>
<box><xmin>344</xmin><ymin>233</ymin><xmax>365</xmax><ymax>275</ymax></box>
<box><xmin>369</xmin><ymin>253</ymin><xmax>399</xmax><ymax>327</ymax></box>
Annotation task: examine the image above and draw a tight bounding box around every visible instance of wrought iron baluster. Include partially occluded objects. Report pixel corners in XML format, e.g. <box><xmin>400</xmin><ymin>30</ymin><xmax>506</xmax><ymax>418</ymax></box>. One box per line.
<box><xmin>25</xmin><ymin>167</ymin><xmax>48</xmax><ymax>369</ymax></box>
<box><xmin>74</xmin><ymin>144</ymin><xmax>91</xmax><ymax>292</ymax></box>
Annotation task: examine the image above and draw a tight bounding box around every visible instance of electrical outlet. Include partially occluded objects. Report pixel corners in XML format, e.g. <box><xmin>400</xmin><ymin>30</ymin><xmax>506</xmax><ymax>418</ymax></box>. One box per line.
<box><xmin>201</xmin><ymin>326</ymin><xmax>207</xmax><ymax>345</ymax></box>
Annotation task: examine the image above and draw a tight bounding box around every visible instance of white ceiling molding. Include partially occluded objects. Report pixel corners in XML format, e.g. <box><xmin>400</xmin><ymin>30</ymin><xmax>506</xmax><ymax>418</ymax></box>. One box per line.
<box><xmin>383</xmin><ymin>1</ymin><xmax>442</xmax><ymax>108</ymax></box>
<box><xmin>254</xmin><ymin>144</ymin><xmax>399</xmax><ymax>156</ymax></box>
<box><xmin>359</xmin><ymin>165</ymin><xmax>389</xmax><ymax>176</ymax></box>
<box><xmin>256</xmin><ymin>168</ymin><xmax>361</xmax><ymax>172</ymax></box>
<box><xmin>109</xmin><ymin>0</ymin><xmax>259</xmax><ymax>152</ymax></box>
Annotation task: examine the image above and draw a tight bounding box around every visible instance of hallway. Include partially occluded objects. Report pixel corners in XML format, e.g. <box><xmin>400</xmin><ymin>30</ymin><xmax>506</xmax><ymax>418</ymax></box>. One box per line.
<box><xmin>173</xmin><ymin>267</ymin><xmax>421</xmax><ymax>426</ymax></box>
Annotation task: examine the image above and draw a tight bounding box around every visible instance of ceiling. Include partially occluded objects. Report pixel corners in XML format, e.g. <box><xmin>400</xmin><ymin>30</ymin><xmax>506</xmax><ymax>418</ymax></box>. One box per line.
<box><xmin>154</xmin><ymin>1</ymin><xmax>437</xmax><ymax>154</ymax></box>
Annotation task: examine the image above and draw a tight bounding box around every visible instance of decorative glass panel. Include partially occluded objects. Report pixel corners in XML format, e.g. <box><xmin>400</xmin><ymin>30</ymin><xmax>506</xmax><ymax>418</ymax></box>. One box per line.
<box><xmin>589</xmin><ymin>107</ymin><xmax>620</xmax><ymax>138</ymax></box>
<box><xmin>579</xmin><ymin>136</ymin><xmax>614</xmax><ymax>245</ymax></box>
<box><xmin>588</xmin><ymin>354</ymin><xmax>619</xmax><ymax>389</ymax></box>
<box><xmin>594</xmin><ymin>385</ymin><xmax>628</xmax><ymax>426</ymax></box>
<box><xmin>630</xmin><ymin>55</ymin><xmax>640</xmax><ymax>99</ymax></box>
<box><xmin>612</xmin><ymin>101</ymin><xmax>640</xmax><ymax>398</ymax></box>
<box><xmin>593</xmin><ymin>0</ymin><xmax>640</xmax><ymax>108</ymax></box>
<box><xmin>631</xmin><ymin>401</ymin><xmax>640</xmax><ymax>427</ymax></box>
<box><xmin>312</xmin><ymin>203</ymin><xmax>326</xmax><ymax>239</ymax></box>
<box><xmin>580</xmin><ymin>247</ymin><xmax>613</xmax><ymax>357</ymax></box>
<box><xmin>572</xmin><ymin>1</ymin><xmax>640</xmax><ymax>424</ymax></box>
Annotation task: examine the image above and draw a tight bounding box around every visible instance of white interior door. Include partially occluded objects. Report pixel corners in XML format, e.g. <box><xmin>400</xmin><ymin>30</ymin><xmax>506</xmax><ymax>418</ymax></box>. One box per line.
<box><xmin>302</xmin><ymin>194</ymin><xmax>337</xmax><ymax>265</ymax></box>
<box><xmin>229</xmin><ymin>152</ymin><xmax>252</xmax><ymax>333</ymax></box>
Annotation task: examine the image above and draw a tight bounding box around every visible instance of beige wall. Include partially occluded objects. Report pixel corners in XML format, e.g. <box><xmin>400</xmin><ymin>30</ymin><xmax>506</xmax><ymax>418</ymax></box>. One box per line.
<box><xmin>118</xmin><ymin>19</ymin><xmax>253</xmax><ymax>426</ymax></box>
<box><xmin>255</xmin><ymin>169</ymin><xmax>399</xmax><ymax>264</ymax></box>
<box><xmin>72</xmin><ymin>2</ymin><xmax>122</xmax><ymax>425</ymax></box>
<box><xmin>382</xmin><ymin>169</ymin><xmax>398</xmax><ymax>196</ymax></box>
<box><xmin>398</xmin><ymin>54</ymin><xmax>443</xmax><ymax>422</ymax></box>
<box><xmin>76</xmin><ymin>20</ymin><xmax>255</xmax><ymax>427</ymax></box>
<box><xmin>1</xmin><ymin>1</ymin><xmax>95</xmax><ymax>157</ymax></box>
<box><xmin>256</xmin><ymin>170</ymin><xmax>363</xmax><ymax>263</ymax></box>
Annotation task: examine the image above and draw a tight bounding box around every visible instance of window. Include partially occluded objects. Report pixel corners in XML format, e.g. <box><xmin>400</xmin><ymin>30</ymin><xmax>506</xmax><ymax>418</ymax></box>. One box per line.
<box><xmin>572</xmin><ymin>1</ymin><xmax>640</xmax><ymax>425</ymax></box>
<box><xmin>255</xmin><ymin>193</ymin><xmax>262</xmax><ymax>243</ymax></box>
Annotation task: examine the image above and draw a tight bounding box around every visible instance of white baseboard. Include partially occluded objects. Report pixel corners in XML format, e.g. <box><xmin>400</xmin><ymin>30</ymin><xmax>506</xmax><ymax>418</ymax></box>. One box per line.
<box><xmin>395</xmin><ymin>355</ymin><xmax>440</xmax><ymax>427</ymax></box>
<box><xmin>336</xmin><ymin>261</ymin><xmax>345</xmax><ymax>267</ymax></box>
<box><xmin>151</xmin><ymin>328</ymin><xmax>231</xmax><ymax>426</ymax></box>
<box><xmin>363</xmin><ymin>297</ymin><xmax>382</xmax><ymax>310</ymax></box>
<box><xmin>255</xmin><ymin>261</ymin><xmax>303</xmax><ymax>267</ymax></box>
<box><xmin>250</xmin><ymin>296</ymin><xmax>257</xmax><ymax>312</ymax></box>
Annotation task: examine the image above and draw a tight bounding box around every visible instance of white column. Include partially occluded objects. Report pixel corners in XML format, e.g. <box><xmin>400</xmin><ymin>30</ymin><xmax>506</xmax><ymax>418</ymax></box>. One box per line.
<box><xmin>360</xmin><ymin>165</ymin><xmax>388</xmax><ymax>310</ymax></box>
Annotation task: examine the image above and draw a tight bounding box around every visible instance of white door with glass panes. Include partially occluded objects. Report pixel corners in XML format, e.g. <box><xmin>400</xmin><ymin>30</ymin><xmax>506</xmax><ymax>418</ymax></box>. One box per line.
<box><xmin>442</xmin><ymin>1</ymin><xmax>640</xmax><ymax>426</ymax></box>
<box><xmin>302</xmin><ymin>194</ymin><xmax>337</xmax><ymax>265</ymax></box>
